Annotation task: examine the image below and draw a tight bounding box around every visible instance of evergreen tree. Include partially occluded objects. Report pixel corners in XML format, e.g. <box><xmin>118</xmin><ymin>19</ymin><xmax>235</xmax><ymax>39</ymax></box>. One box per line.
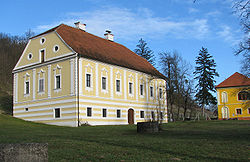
<box><xmin>193</xmin><ymin>47</ymin><xmax>219</xmax><ymax>116</ymax></box>
<box><xmin>134</xmin><ymin>38</ymin><xmax>155</xmax><ymax>66</ymax></box>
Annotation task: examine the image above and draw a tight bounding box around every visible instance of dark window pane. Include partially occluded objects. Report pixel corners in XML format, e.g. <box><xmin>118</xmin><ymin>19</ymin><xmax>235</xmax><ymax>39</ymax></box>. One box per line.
<box><xmin>87</xmin><ymin>107</ymin><xmax>92</xmax><ymax>117</ymax></box>
<box><xmin>56</xmin><ymin>76</ymin><xmax>61</xmax><ymax>89</ymax></box>
<box><xmin>140</xmin><ymin>84</ymin><xmax>143</xmax><ymax>95</ymax></box>
<box><xmin>140</xmin><ymin>111</ymin><xmax>144</xmax><ymax>118</ymax></box>
<box><xmin>26</xmin><ymin>81</ymin><xmax>29</xmax><ymax>94</ymax></box>
<box><xmin>86</xmin><ymin>74</ymin><xmax>91</xmax><ymax>87</ymax></box>
<box><xmin>117</xmin><ymin>109</ymin><xmax>121</xmax><ymax>118</ymax></box>
<box><xmin>103</xmin><ymin>108</ymin><xmax>107</xmax><ymax>117</ymax></box>
<box><xmin>116</xmin><ymin>80</ymin><xmax>120</xmax><ymax>92</ymax></box>
<box><xmin>129</xmin><ymin>82</ymin><xmax>133</xmax><ymax>94</ymax></box>
<box><xmin>55</xmin><ymin>108</ymin><xmax>60</xmax><ymax>118</ymax></box>
<box><xmin>102</xmin><ymin>77</ymin><xmax>106</xmax><ymax>90</ymax></box>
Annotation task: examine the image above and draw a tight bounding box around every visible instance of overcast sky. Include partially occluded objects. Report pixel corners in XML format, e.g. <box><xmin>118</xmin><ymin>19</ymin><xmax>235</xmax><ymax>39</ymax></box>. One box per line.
<box><xmin>1</xmin><ymin>0</ymin><xmax>244</xmax><ymax>85</ymax></box>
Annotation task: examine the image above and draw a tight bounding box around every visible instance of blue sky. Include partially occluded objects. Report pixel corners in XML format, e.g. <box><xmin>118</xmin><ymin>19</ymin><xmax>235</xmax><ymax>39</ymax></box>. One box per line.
<box><xmin>1</xmin><ymin>0</ymin><xmax>244</xmax><ymax>85</ymax></box>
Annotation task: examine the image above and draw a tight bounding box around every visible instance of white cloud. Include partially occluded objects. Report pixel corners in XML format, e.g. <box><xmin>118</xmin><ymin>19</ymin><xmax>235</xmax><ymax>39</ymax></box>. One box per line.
<box><xmin>35</xmin><ymin>7</ymin><xmax>210</xmax><ymax>41</ymax></box>
<box><xmin>217</xmin><ymin>25</ymin><xmax>240</xmax><ymax>45</ymax></box>
<box><xmin>188</xmin><ymin>8</ymin><xmax>199</xmax><ymax>13</ymax></box>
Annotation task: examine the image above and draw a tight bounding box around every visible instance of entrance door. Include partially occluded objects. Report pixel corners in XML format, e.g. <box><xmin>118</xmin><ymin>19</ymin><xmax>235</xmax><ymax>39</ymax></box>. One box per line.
<box><xmin>128</xmin><ymin>108</ymin><xmax>134</xmax><ymax>124</ymax></box>
<box><xmin>222</xmin><ymin>107</ymin><xmax>229</xmax><ymax>119</ymax></box>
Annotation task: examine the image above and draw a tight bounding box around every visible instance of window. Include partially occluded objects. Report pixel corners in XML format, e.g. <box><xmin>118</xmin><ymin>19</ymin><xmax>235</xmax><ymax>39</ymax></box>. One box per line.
<box><xmin>159</xmin><ymin>88</ymin><xmax>163</xmax><ymax>99</ymax></box>
<box><xmin>129</xmin><ymin>82</ymin><xmax>133</xmax><ymax>94</ymax></box>
<box><xmin>236</xmin><ymin>108</ymin><xmax>242</xmax><ymax>115</ymax></box>
<box><xmin>150</xmin><ymin>86</ymin><xmax>154</xmax><ymax>97</ymax></box>
<box><xmin>53</xmin><ymin>45</ymin><xmax>59</xmax><ymax>53</ymax></box>
<box><xmin>86</xmin><ymin>74</ymin><xmax>91</xmax><ymax>87</ymax></box>
<box><xmin>117</xmin><ymin>109</ymin><xmax>121</xmax><ymax>118</ymax></box>
<box><xmin>40</xmin><ymin>37</ymin><xmax>46</xmax><ymax>45</ymax></box>
<box><xmin>27</xmin><ymin>53</ymin><xmax>33</xmax><ymax>60</ymax></box>
<box><xmin>248</xmin><ymin>108</ymin><xmax>250</xmax><ymax>114</ymax></box>
<box><xmin>238</xmin><ymin>91</ymin><xmax>249</xmax><ymax>100</ymax></box>
<box><xmin>151</xmin><ymin>111</ymin><xmax>155</xmax><ymax>121</ymax></box>
<box><xmin>38</xmin><ymin>78</ymin><xmax>44</xmax><ymax>92</ymax></box>
<box><xmin>55</xmin><ymin>75</ymin><xmax>61</xmax><ymax>89</ymax></box>
<box><xmin>160</xmin><ymin>112</ymin><xmax>163</xmax><ymax>119</ymax></box>
<box><xmin>102</xmin><ymin>108</ymin><xmax>107</xmax><ymax>117</ymax></box>
<box><xmin>222</xmin><ymin>92</ymin><xmax>228</xmax><ymax>103</ymax></box>
<box><xmin>140</xmin><ymin>84</ymin><xmax>144</xmax><ymax>96</ymax></box>
<box><xmin>102</xmin><ymin>77</ymin><xmax>106</xmax><ymax>90</ymax></box>
<box><xmin>25</xmin><ymin>81</ymin><xmax>29</xmax><ymax>94</ymax></box>
<box><xmin>116</xmin><ymin>80</ymin><xmax>120</xmax><ymax>92</ymax></box>
<box><xmin>140</xmin><ymin>111</ymin><xmax>144</xmax><ymax>118</ymax></box>
<box><xmin>25</xmin><ymin>108</ymin><xmax>29</xmax><ymax>112</ymax></box>
<box><xmin>40</xmin><ymin>49</ymin><xmax>45</xmax><ymax>63</ymax></box>
<box><xmin>87</xmin><ymin>107</ymin><xmax>92</xmax><ymax>117</ymax></box>
<box><xmin>54</xmin><ymin>108</ymin><xmax>60</xmax><ymax>118</ymax></box>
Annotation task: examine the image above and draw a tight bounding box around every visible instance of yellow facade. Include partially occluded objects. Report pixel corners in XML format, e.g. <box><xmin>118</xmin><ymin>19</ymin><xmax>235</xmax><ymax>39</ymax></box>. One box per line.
<box><xmin>13</xmin><ymin>28</ymin><xmax>167</xmax><ymax>127</ymax></box>
<box><xmin>217</xmin><ymin>87</ymin><xmax>250</xmax><ymax>120</ymax></box>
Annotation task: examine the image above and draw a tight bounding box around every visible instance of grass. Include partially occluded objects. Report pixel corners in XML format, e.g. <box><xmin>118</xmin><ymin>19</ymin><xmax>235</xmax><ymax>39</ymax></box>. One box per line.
<box><xmin>0</xmin><ymin>114</ymin><xmax>249</xmax><ymax>161</ymax></box>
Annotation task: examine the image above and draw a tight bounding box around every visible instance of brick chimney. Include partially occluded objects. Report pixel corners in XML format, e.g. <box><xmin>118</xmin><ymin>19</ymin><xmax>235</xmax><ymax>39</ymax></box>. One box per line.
<box><xmin>74</xmin><ymin>22</ymin><xmax>86</xmax><ymax>31</ymax></box>
<box><xmin>104</xmin><ymin>30</ymin><xmax>114</xmax><ymax>41</ymax></box>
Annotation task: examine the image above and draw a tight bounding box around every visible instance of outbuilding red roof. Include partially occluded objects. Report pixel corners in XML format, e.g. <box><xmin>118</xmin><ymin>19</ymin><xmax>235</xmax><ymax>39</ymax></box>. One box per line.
<box><xmin>33</xmin><ymin>24</ymin><xmax>166</xmax><ymax>79</ymax></box>
<box><xmin>215</xmin><ymin>72</ymin><xmax>250</xmax><ymax>88</ymax></box>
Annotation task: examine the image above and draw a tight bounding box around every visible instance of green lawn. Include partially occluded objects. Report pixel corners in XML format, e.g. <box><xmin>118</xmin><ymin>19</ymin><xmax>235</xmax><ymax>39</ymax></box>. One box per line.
<box><xmin>0</xmin><ymin>114</ymin><xmax>249</xmax><ymax>161</ymax></box>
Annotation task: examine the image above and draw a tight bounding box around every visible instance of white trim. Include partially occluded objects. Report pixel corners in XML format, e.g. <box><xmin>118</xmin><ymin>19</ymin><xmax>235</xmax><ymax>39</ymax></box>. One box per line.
<box><xmin>54</xmin><ymin>108</ymin><xmax>61</xmax><ymax>119</ymax></box>
<box><xmin>146</xmin><ymin>78</ymin><xmax>148</xmax><ymax>102</ymax></box>
<box><xmin>27</xmin><ymin>53</ymin><xmax>33</xmax><ymax>60</ymax></box>
<box><xmin>37</xmin><ymin>69</ymin><xmax>45</xmax><ymax>94</ymax></box>
<box><xmin>45</xmin><ymin>52</ymin><xmax>75</xmax><ymax>62</ymax></box>
<box><xmin>155</xmin><ymin>80</ymin><xmax>158</xmax><ymax>99</ymax></box>
<box><xmin>23</xmin><ymin>73</ymin><xmax>30</xmax><ymax>96</ymax></box>
<box><xmin>85</xmin><ymin>64</ymin><xmax>93</xmax><ymax>91</ymax></box>
<box><xmin>75</xmin><ymin>58</ymin><xmax>78</xmax><ymax>96</ymax></box>
<box><xmin>101</xmin><ymin>68</ymin><xmax>108</xmax><ymax>94</ymax></box>
<box><xmin>70</xmin><ymin>59</ymin><xmax>74</xmax><ymax>95</ymax></box>
<box><xmin>124</xmin><ymin>70</ymin><xmax>127</xmax><ymax>100</ymax></box>
<box><xmin>136</xmin><ymin>73</ymin><xmax>138</xmax><ymax>101</ymax></box>
<box><xmin>13</xmin><ymin>40</ymin><xmax>31</xmax><ymax>70</ymax></box>
<box><xmin>48</xmin><ymin>65</ymin><xmax>51</xmax><ymax>98</ymax></box>
<box><xmin>221</xmin><ymin>91</ymin><xmax>228</xmax><ymax>103</ymax></box>
<box><xmin>39</xmin><ymin>48</ymin><xmax>46</xmax><ymax>63</ymax></box>
<box><xmin>110</xmin><ymin>66</ymin><xmax>113</xmax><ymax>99</ymax></box>
<box><xmin>96</xmin><ymin>63</ymin><xmax>99</xmax><ymax>96</ymax></box>
<box><xmin>79</xmin><ymin>58</ymin><xmax>83</xmax><ymax>95</ymax></box>
<box><xmin>53</xmin><ymin>45</ymin><xmax>60</xmax><ymax>53</ymax></box>
<box><xmin>40</xmin><ymin>37</ymin><xmax>46</xmax><ymax>45</ymax></box>
<box><xmin>13</xmin><ymin>53</ymin><xmax>76</xmax><ymax>73</ymax></box>
<box><xmin>128</xmin><ymin>82</ymin><xmax>134</xmax><ymax>97</ymax></box>
<box><xmin>33</xmin><ymin>69</ymin><xmax>36</xmax><ymax>100</ymax></box>
<box><xmin>53</xmin><ymin>64</ymin><xmax>62</xmax><ymax>92</ymax></box>
<box><xmin>221</xmin><ymin>107</ymin><xmax>229</xmax><ymax>119</ymax></box>
<box><xmin>217</xmin><ymin>91</ymin><xmax>220</xmax><ymax>105</ymax></box>
<box><xmin>14</xmin><ymin>73</ymin><xmax>18</xmax><ymax>103</ymax></box>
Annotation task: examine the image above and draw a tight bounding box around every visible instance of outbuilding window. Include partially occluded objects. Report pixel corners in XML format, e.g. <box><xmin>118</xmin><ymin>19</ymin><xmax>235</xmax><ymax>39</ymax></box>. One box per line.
<box><xmin>238</xmin><ymin>91</ymin><xmax>249</xmax><ymax>100</ymax></box>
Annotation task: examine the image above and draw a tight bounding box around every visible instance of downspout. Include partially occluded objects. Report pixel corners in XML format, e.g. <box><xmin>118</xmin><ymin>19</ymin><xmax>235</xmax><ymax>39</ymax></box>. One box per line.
<box><xmin>77</xmin><ymin>55</ymin><xmax>80</xmax><ymax>127</ymax></box>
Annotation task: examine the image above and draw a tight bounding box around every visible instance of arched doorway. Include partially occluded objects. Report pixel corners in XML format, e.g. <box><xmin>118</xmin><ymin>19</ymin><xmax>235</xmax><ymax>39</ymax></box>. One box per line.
<box><xmin>128</xmin><ymin>108</ymin><xmax>134</xmax><ymax>124</ymax></box>
<box><xmin>222</xmin><ymin>107</ymin><xmax>229</xmax><ymax>119</ymax></box>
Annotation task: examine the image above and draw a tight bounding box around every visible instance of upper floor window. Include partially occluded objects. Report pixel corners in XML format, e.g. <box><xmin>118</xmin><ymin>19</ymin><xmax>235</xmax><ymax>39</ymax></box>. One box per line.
<box><xmin>140</xmin><ymin>111</ymin><xmax>144</xmax><ymax>118</ymax></box>
<box><xmin>40</xmin><ymin>37</ymin><xmax>46</xmax><ymax>45</ymax></box>
<box><xmin>238</xmin><ymin>91</ymin><xmax>249</xmax><ymax>100</ymax></box>
<box><xmin>221</xmin><ymin>92</ymin><xmax>228</xmax><ymax>103</ymax></box>
<box><xmin>86</xmin><ymin>74</ymin><xmax>91</xmax><ymax>87</ymax></box>
<box><xmin>53</xmin><ymin>45</ymin><xmax>59</xmax><ymax>53</ymax></box>
<box><xmin>236</xmin><ymin>108</ymin><xmax>242</xmax><ymax>115</ymax></box>
<box><xmin>150</xmin><ymin>86</ymin><xmax>154</xmax><ymax>97</ymax></box>
<box><xmin>129</xmin><ymin>82</ymin><xmax>133</xmax><ymax>94</ymax></box>
<box><xmin>116</xmin><ymin>80</ymin><xmax>120</xmax><ymax>92</ymax></box>
<box><xmin>102</xmin><ymin>77</ymin><xmax>106</xmax><ymax>90</ymax></box>
<box><xmin>55</xmin><ymin>75</ymin><xmax>61</xmax><ymax>89</ymax></box>
<box><xmin>38</xmin><ymin>78</ymin><xmax>44</xmax><ymax>92</ymax></box>
<box><xmin>40</xmin><ymin>49</ymin><xmax>45</xmax><ymax>63</ymax></box>
<box><xmin>27</xmin><ymin>53</ymin><xmax>33</xmax><ymax>60</ymax></box>
<box><xmin>25</xmin><ymin>81</ymin><xmax>30</xmax><ymax>94</ymax></box>
<box><xmin>140</xmin><ymin>84</ymin><xmax>144</xmax><ymax>96</ymax></box>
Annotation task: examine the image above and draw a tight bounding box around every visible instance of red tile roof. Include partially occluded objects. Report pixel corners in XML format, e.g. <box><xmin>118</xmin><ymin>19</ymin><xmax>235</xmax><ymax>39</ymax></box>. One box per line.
<box><xmin>32</xmin><ymin>24</ymin><xmax>166</xmax><ymax>79</ymax></box>
<box><xmin>215</xmin><ymin>72</ymin><xmax>250</xmax><ymax>88</ymax></box>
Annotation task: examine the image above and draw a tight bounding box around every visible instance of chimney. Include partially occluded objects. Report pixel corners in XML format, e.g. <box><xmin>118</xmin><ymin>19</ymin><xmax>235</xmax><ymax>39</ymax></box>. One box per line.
<box><xmin>104</xmin><ymin>30</ymin><xmax>114</xmax><ymax>41</ymax></box>
<box><xmin>74</xmin><ymin>22</ymin><xmax>86</xmax><ymax>31</ymax></box>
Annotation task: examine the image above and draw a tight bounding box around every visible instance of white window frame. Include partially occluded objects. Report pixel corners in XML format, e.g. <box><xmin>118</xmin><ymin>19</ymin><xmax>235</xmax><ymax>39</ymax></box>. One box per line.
<box><xmin>221</xmin><ymin>91</ymin><xmax>228</xmax><ymax>103</ymax></box>
<box><xmin>115</xmin><ymin>71</ymin><xmax>122</xmax><ymax>95</ymax></box>
<box><xmin>140</xmin><ymin>110</ymin><xmax>144</xmax><ymax>118</ymax></box>
<box><xmin>128</xmin><ymin>82</ymin><xmax>133</xmax><ymax>95</ymax></box>
<box><xmin>150</xmin><ymin>86</ymin><xmax>154</xmax><ymax>98</ymax></box>
<box><xmin>37</xmin><ymin>69</ymin><xmax>45</xmax><ymax>94</ymax></box>
<box><xmin>101</xmin><ymin>68</ymin><xmax>108</xmax><ymax>94</ymax></box>
<box><xmin>116</xmin><ymin>79</ymin><xmax>122</xmax><ymax>95</ymax></box>
<box><xmin>27</xmin><ymin>53</ymin><xmax>33</xmax><ymax>60</ymax></box>
<box><xmin>54</xmin><ymin>108</ymin><xmax>61</xmax><ymax>119</ymax></box>
<box><xmin>53</xmin><ymin>45</ymin><xmax>60</xmax><ymax>53</ymax></box>
<box><xmin>23</xmin><ymin>73</ymin><xmax>30</xmax><ymax>97</ymax></box>
<box><xmin>84</xmin><ymin>64</ymin><xmax>93</xmax><ymax>92</ymax></box>
<box><xmin>39</xmin><ymin>48</ymin><xmax>46</xmax><ymax>63</ymax></box>
<box><xmin>55</xmin><ymin>74</ymin><xmax>61</xmax><ymax>90</ymax></box>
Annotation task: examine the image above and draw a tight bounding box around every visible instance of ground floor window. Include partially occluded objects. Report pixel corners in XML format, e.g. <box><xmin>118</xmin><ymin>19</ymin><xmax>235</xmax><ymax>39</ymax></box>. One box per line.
<box><xmin>236</xmin><ymin>108</ymin><xmax>242</xmax><ymax>115</ymax></box>
<box><xmin>140</xmin><ymin>111</ymin><xmax>144</xmax><ymax>118</ymax></box>
<box><xmin>103</xmin><ymin>108</ymin><xmax>107</xmax><ymax>117</ymax></box>
<box><xmin>87</xmin><ymin>107</ymin><xmax>92</xmax><ymax>117</ymax></box>
<box><xmin>54</xmin><ymin>108</ymin><xmax>60</xmax><ymax>118</ymax></box>
<box><xmin>248</xmin><ymin>108</ymin><xmax>250</xmax><ymax>114</ymax></box>
<box><xmin>117</xmin><ymin>109</ymin><xmax>121</xmax><ymax>118</ymax></box>
<box><xmin>151</xmin><ymin>111</ymin><xmax>155</xmax><ymax>121</ymax></box>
